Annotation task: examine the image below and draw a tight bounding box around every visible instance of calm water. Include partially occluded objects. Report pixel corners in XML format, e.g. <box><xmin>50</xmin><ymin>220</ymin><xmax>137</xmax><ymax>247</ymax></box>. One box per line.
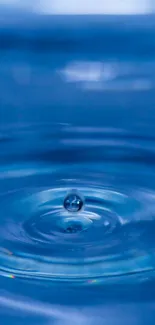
<box><xmin>1</xmin><ymin>14</ymin><xmax>155</xmax><ymax>325</ymax></box>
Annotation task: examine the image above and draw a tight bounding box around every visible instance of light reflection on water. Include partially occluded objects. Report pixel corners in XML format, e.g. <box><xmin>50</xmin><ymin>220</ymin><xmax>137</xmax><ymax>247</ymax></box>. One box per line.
<box><xmin>1</xmin><ymin>12</ymin><xmax>155</xmax><ymax>325</ymax></box>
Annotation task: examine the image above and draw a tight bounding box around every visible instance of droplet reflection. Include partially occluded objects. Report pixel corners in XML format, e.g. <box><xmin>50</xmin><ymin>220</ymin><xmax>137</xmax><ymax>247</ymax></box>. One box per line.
<box><xmin>64</xmin><ymin>191</ymin><xmax>84</xmax><ymax>212</ymax></box>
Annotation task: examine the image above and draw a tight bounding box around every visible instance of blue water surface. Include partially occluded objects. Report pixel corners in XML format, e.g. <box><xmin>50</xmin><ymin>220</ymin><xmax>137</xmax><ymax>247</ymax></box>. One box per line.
<box><xmin>1</xmin><ymin>13</ymin><xmax>155</xmax><ymax>325</ymax></box>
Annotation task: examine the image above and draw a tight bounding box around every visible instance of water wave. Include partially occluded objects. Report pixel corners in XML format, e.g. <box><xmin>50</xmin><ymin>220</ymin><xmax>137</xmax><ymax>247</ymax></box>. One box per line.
<box><xmin>0</xmin><ymin>124</ymin><xmax>155</xmax><ymax>285</ymax></box>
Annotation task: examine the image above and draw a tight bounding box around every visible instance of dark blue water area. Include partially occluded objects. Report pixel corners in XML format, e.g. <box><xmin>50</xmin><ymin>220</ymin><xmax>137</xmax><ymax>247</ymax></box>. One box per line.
<box><xmin>1</xmin><ymin>13</ymin><xmax>155</xmax><ymax>325</ymax></box>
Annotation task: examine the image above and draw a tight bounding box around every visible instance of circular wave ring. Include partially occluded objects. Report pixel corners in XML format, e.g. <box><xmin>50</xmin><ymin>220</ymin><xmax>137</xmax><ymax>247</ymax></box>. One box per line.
<box><xmin>0</xmin><ymin>180</ymin><xmax>155</xmax><ymax>285</ymax></box>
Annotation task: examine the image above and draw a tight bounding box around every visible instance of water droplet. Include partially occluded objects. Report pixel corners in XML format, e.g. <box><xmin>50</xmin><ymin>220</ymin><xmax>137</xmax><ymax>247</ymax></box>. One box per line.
<box><xmin>64</xmin><ymin>191</ymin><xmax>84</xmax><ymax>212</ymax></box>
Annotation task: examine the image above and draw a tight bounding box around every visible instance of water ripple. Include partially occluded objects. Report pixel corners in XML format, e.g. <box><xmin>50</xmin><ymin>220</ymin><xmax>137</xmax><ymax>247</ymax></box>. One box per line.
<box><xmin>0</xmin><ymin>124</ymin><xmax>155</xmax><ymax>285</ymax></box>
